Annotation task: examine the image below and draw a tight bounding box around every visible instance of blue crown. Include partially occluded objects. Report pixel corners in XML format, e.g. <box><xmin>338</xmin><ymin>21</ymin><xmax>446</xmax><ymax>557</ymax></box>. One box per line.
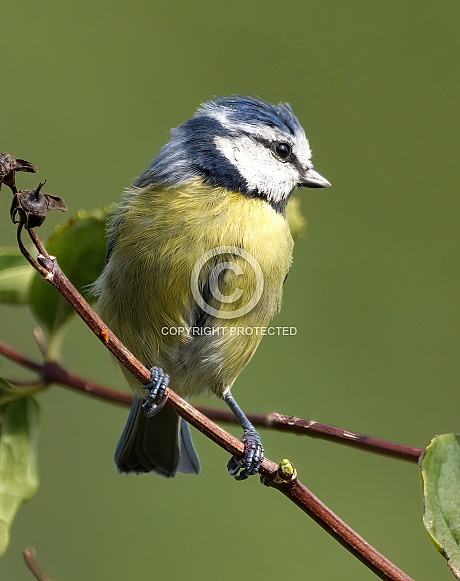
<box><xmin>134</xmin><ymin>96</ymin><xmax>305</xmax><ymax>197</ymax></box>
<box><xmin>197</xmin><ymin>96</ymin><xmax>302</xmax><ymax>137</ymax></box>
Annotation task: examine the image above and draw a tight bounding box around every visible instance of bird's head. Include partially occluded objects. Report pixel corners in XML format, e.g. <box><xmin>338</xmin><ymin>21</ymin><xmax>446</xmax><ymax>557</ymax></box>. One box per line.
<box><xmin>136</xmin><ymin>96</ymin><xmax>330</xmax><ymax>212</ymax></box>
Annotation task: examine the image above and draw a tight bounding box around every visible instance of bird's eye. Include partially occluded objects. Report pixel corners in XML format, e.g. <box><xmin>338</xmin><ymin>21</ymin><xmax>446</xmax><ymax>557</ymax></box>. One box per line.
<box><xmin>273</xmin><ymin>142</ymin><xmax>292</xmax><ymax>160</ymax></box>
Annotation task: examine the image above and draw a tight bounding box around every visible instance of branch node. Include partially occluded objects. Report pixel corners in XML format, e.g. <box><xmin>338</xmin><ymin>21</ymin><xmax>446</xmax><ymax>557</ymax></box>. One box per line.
<box><xmin>261</xmin><ymin>458</ymin><xmax>298</xmax><ymax>487</ymax></box>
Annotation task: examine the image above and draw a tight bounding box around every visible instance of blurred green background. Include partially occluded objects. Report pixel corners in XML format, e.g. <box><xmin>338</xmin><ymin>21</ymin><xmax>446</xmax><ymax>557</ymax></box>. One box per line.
<box><xmin>1</xmin><ymin>1</ymin><xmax>460</xmax><ymax>579</ymax></box>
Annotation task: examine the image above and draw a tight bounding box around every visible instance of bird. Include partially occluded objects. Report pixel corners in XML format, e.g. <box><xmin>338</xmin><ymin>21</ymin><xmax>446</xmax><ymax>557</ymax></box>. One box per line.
<box><xmin>93</xmin><ymin>96</ymin><xmax>330</xmax><ymax>480</ymax></box>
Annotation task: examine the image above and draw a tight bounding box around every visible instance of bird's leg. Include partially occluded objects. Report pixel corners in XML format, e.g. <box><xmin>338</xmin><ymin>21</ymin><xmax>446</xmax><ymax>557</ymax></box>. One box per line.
<box><xmin>141</xmin><ymin>367</ymin><xmax>170</xmax><ymax>417</ymax></box>
<box><xmin>223</xmin><ymin>390</ymin><xmax>264</xmax><ymax>481</ymax></box>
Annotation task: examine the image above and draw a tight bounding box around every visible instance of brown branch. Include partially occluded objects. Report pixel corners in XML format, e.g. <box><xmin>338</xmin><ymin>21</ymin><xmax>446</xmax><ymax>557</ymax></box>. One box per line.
<box><xmin>23</xmin><ymin>548</ymin><xmax>51</xmax><ymax>581</ymax></box>
<box><xmin>274</xmin><ymin>480</ymin><xmax>415</xmax><ymax>580</ymax></box>
<box><xmin>11</xmin><ymin>225</ymin><xmax>414</xmax><ymax>581</ymax></box>
<box><xmin>0</xmin><ymin>339</ymin><xmax>424</xmax><ymax>461</ymax></box>
<box><xmin>200</xmin><ymin>409</ymin><xmax>425</xmax><ymax>462</ymax></box>
<box><xmin>0</xmin><ymin>339</ymin><xmax>43</xmax><ymax>373</ymax></box>
<box><xmin>41</xmin><ymin>361</ymin><xmax>132</xmax><ymax>405</ymax></box>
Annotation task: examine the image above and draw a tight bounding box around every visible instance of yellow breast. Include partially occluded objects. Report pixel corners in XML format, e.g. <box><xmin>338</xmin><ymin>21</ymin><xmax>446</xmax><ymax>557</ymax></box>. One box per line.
<box><xmin>97</xmin><ymin>179</ymin><xmax>294</xmax><ymax>395</ymax></box>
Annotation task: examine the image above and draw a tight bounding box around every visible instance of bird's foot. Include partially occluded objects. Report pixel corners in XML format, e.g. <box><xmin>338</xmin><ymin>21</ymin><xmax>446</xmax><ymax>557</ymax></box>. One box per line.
<box><xmin>227</xmin><ymin>427</ymin><xmax>264</xmax><ymax>481</ymax></box>
<box><xmin>141</xmin><ymin>366</ymin><xmax>170</xmax><ymax>417</ymax></box>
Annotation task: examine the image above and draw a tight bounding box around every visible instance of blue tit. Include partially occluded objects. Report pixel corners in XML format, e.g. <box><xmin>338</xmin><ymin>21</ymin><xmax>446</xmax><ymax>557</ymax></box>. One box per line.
<box><xmin>94</xmin><ymin>96</ymin><xmax>330</xmax><ymax>480</ymax></box>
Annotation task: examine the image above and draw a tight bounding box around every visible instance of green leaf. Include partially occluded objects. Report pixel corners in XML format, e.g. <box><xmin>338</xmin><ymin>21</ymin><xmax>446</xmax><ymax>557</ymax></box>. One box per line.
<box><xmin>0</xmin><ymin>377</ymin><xmax>46</xmax><ymax>406</ymax></box>
<box><xmin>0</xmin><ymin>377</ymin><xmax>25</xmax><ymax>406</ymax></box>
<box><xmin>0</xmin><ymin>248</ymin><xmax>34</xmax><ymax>304</ymax></box>
<box><xmin>29</xmin><ymin>207</ymin><xmax>108</xmax><ymax>335</ymax></box>
<box><xmin>0</xmin><ymin>397</ymin><xmax>40</xmax><ymax>556</ymax></box>
<box><xmin>421</xmin><ymin>434</ymin><xmax>460</xmax><ymax>578</ymax></box>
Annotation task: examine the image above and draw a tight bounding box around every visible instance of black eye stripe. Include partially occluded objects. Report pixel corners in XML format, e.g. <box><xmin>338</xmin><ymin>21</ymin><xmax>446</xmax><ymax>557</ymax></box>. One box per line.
<box><xmin>247</xmin><ymin>134</ymin><xmax>299</xmax><ymax>166</ymax></box>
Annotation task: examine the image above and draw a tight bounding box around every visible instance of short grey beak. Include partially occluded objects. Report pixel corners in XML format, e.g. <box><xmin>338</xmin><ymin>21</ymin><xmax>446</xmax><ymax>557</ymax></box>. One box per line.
<box><xmin>299</xmin><ymin>167</ymin><xmax>331</xmax><ymax>188</ymax></box>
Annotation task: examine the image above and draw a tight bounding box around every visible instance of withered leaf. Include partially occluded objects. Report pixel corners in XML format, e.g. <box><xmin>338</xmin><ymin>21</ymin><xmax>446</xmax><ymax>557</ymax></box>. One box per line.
<box><xmin>0</xmin><ymin>153</ymin><xmax>37</xmax><ymax>193</ymax></box>
<box><xmin>10</xmin><ymin>182</ymin><xmax>67</xmax><ymax>228</ymax></box>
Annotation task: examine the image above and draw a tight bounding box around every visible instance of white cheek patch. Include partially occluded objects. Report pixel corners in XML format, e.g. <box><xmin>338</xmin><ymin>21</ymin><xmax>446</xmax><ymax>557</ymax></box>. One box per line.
<box><xmin>295</xmin><ymin>134</ymin><xmax>312</xmax><ymax>168</ymax></box>
<box><xmin>214</xmin><ymin>135</ymin><xmax>299</xmax><ymax>204</ymax></box>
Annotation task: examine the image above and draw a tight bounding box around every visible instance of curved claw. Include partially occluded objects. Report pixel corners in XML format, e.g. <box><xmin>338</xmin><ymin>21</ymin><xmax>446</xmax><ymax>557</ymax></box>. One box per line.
<box><xmin>228</xmin><ymin>428</ymin><xmax>264</xmax><ymax>481</ymax></box>
<box><xmin>141</xmin><ymin>366</ymin><xmax>170</xmax><ymax>417</ymax></box>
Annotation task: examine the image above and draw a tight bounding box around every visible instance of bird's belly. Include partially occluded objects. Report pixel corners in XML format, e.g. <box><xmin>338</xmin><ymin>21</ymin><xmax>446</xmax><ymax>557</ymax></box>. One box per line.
<box><xmin>172</xmin><ymin>272</ymin><xmax>287</xmax><ymax>396</ymax></box>
<box><xmin>97</xmin><ymin>183</ymin><xmax>294</xmax><ymax>397</ymax></box>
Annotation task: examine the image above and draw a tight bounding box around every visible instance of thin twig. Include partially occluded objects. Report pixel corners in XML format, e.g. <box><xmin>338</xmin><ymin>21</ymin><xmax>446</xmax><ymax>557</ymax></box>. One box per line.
<box><xmin>201</xmin><ymin>408</ymin><xmax>424</xmax><ymax>462</ymax></box>
<box><xmin>0</xmin><ymin>339</ymin><xmax>424</xmax><ymax>461</ymax></box>
<box><xmin>0</xmin><ymin>339</ymin><xmax>42</xmax><ymax>373</ymax></box>
<box><xmin>12</xmin><ymin>226</ymin><xmax>414</xmax><ymax>581</ymax></box>
<box><xmin>23</xmin><ymin>548</ymin><xmax>51</xmax><ymax>581</ymax></box>
<box><xmin>16</xmin><ymin>224</ymin><xmax>48</xmax><ymax>277</ymax></box>
<box><xmin>273</xmin><ymin>480</ymin><xmax>413</xmax><ymax>580</ymax></box>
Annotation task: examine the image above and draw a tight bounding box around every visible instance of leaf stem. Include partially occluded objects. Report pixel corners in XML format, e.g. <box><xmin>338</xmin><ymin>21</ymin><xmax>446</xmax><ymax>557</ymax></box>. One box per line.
<box><xmin>23</xmin><ymin>548</ymin><xmax>51</xmax><ymax>581</ymax></box>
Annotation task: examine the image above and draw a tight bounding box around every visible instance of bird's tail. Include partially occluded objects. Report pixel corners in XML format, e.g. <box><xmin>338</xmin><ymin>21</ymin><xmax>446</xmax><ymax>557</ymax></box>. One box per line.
<box><xmin>114</xmin><ymin>395</ymin><xmax>200</xmax><ymax>477</ymax></box>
